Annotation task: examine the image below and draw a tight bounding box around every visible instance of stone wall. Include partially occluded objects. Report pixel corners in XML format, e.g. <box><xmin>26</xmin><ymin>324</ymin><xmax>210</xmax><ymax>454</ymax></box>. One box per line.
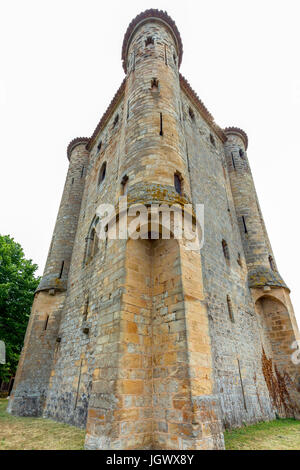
<box><xmin>181</xmin><ymin>90</ymin><xmax>280</xmax><ymax>427</ymax></box>
<box><xmin>9</xmin><ymin>9</ymin><xmax>300</xmax><ymax>449</ymax></box>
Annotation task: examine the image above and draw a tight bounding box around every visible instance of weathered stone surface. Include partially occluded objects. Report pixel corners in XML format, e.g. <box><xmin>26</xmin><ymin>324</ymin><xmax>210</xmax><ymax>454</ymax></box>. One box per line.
<box><xmin>9</xmin><ymin>9</ymin><xmax>300</xmax><ymax>449</ymax></box>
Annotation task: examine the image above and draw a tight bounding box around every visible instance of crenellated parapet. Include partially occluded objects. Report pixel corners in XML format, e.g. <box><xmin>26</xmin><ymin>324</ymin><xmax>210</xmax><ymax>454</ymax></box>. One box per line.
<box><xmin>121</xmin><ymin>9</ymin><xmax>183</xmax><ymax>73</ymax></box>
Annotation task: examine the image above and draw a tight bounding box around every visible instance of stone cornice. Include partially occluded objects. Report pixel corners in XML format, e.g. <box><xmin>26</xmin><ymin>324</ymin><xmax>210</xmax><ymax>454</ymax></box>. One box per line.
<box><xmin>121</xmin><ymin>9</ymin><xmax>183</xmax><ymax>73</ymax></box>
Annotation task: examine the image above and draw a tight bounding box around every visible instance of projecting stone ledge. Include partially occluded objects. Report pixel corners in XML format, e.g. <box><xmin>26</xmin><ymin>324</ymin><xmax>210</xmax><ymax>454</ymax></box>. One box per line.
<box><xmin>248</xmin><ymin>265</ymin><xmax>288</xmax><ymax>290</ymax></box>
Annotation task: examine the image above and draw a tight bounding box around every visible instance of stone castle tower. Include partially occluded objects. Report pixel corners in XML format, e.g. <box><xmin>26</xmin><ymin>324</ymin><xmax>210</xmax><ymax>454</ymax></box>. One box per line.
<box><xmin>8</xmin><ymin>10</ymin><xmax>300</xmax><ymax>450</ymax></box>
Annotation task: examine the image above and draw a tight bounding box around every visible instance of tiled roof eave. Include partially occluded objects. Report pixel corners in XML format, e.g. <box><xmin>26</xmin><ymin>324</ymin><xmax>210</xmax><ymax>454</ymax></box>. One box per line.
<box><xmin>179</xmin><ymin>74</ymin><xmax>227</xmax><ymax>143</ymax></box>
<box><xmin>85</xmin><ymin>79</ymin><xmax>126</xmax><ymax>152</ymax></box>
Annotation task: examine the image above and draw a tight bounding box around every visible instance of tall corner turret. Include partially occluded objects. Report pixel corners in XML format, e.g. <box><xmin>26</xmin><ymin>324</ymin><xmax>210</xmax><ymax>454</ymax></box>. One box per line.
<box><xmin>8</xmin><ymin>138</ymin><xmax>90</xmax><ymax>417</ymax></box>
<box><xmin>37</xmin><ymin>137</ymin><xmax>89</xmax><ymax>293</ymax></box>
<box><xmin>223</xmin><ymin>126</ymin><xmax>287</xmax><ymax>290</ymax></box>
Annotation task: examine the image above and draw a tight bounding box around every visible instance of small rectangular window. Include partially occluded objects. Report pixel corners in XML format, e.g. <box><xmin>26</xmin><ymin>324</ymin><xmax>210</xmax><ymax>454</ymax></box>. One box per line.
<box><xmin>145</xmin><ymin>36</ymin><xmax>154</xmax><ymax>46</ymax></box>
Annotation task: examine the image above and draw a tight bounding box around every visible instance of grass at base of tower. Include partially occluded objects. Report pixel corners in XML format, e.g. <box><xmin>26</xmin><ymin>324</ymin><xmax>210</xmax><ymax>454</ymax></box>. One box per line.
<box><xmin>224</xmin><ymin>418</ymin><xmax>300</xmax><ymax>450</ymax></box>
<box><xmin>0</xmin><ymin>398</ymin><xmax>85</xmax><ymax>450</ymax></box>
<box><xmin>1</xmin><ymin>399</ymin><xmax>299</xmax><ymax>450</ymax></box>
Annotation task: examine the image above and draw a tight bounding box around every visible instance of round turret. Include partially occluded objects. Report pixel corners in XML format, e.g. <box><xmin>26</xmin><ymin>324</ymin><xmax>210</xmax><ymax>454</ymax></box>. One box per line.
<box><xmin>37</xmin><ymin>138</ymin><xmax>89</xmax><ymax>292</ymax></box>
<box><xmin>224</xmin><ymin>127</ymin><xmax>287</xmax><ymax>289</ymax></box>
<box><xmin>117</xmin><ymin>10</ymin><xmax>191</xmax><ymax>212</ymax></box>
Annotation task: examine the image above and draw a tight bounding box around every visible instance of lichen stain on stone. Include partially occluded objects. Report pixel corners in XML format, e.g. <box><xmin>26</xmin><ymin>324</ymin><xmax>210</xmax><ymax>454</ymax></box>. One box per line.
<box><xmin>261</xmin><ymin>347</ymin><xmax>298</xmax><ymax>417</ymax></box>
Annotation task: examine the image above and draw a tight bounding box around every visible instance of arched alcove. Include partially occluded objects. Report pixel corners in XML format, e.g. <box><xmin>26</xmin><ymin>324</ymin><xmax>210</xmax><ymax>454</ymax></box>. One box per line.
<box><xmin>255</xmin><ymin>295</ymin><xmax>300</xmax><ymax>417</ymax></box>
<box><xmin>121</xmin><ymin>235</ymin><xmax>186</xmax><ymax>448</ymax></box>
<box><xmin>255</xmin><ymin>295</ymin><xmax>295</xmax><ymax>363</ymax></box>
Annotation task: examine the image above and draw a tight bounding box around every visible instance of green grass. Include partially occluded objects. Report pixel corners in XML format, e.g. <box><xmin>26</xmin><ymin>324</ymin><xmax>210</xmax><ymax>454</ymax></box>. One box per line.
<box><xmin>1</xmin><ymin>398</ymin><xmax>300</xmax><ymax>450</ymax></box>
<box><xmin>224</xmin><ymin>418</ymin><xmax>300</xmax><ymax>450</ymax></box>
<box><xmin>0</xmin><ymin>398</ymin><xmax>85</xmax><ymax>450</ymax></box>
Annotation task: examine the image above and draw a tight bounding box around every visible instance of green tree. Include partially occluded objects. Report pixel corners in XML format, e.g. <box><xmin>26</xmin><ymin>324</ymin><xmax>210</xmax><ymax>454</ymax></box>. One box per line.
<box><xmin>0</xmin><ymin>235</ymin><xmax>40</xmax><ymax>382</ymax></box>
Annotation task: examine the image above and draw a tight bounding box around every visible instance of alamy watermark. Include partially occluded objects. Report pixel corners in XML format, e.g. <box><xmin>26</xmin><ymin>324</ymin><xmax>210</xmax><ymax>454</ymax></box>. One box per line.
<box><xmin>91</xmin><ymin>197</ymin><xmax>300</xmax><ymax>370</ymax></box>
<box><xmin>93</xmin><ymin>196</ymin><xmax>204</xmax><ymax>252</ymax></box>
<box><xmin>291</xmin><ymin>340</ymin><xmax>300</xmax><ymax>366</ymax></box>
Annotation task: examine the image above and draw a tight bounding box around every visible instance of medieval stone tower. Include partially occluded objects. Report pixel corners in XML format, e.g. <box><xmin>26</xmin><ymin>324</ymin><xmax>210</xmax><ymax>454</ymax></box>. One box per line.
<box><xmin>8</xmin><ymin>10</ymin><xmax>300</xmax><ymax>450</ymax></box>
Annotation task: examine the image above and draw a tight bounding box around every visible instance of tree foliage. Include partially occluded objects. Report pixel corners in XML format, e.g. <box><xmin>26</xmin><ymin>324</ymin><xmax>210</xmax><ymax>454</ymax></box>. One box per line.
<box><xmin>0</xmin><ymin>235</ymin><xmax>40</xmax><ymax>381</ymax></box>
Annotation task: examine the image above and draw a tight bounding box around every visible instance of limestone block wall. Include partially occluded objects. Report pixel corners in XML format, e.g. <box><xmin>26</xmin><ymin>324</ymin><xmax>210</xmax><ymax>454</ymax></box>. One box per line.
<box><xmin>180</xmin><ymin>90</ymin><xmax>276</xmax><ymax>428</ymax></box>
<box><xmin>9</xmin><ymin>8</ymin><xmax>299</xmax><ymax>449</ymax></box>
<box><xmin>120</xmin><ymin>19</ymin><xmax>191</xmax><ymax>205</ymax></box>
<box><xmin>43</xmin><ymin>100</ymin><xmax>125</xmax><ymax>427</ymax></box>
<box><xmin>8</xmin><ymin>141</ymin><xmax>89</xmax><ymax>417</ymax></box>
<box><xmin>83</xmin><ymin>16</ymin><xmax>224</xmax><ymax>449</ymax></box>
<box><xmin>8</xmin><ymin>291</ymin><xmax>66</xmax><ymax>416</ymax></box>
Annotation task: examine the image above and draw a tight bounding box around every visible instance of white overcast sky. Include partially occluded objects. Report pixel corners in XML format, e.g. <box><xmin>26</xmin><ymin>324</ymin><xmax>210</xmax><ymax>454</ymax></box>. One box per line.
<box><xmin>1</xmin><ymin>0</ymin><xmax>299</xmax><ymax>326</ymax></box>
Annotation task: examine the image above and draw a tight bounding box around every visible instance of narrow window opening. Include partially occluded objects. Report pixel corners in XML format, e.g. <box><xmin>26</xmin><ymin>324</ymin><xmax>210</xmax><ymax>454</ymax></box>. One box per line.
<box><xmin>121</xmin><ymin>174</ymin><xmax>129</xmax><ymax>195</ymax></box>
<box><xmin>174</xmin><ymin>173</ymin><xmax>183</xmax><ymax>195</ymax></box>
<box><xmin>269</xmin><ymin>255</ymin><xmax>276</xmax><ymax>271</ymax></box>
<box><xmin>80</xmin><ymin>166</ymin><xmax>85</xmax><ymax>178</ymax></box>
<box><xmin>83</xmin><ymin>297</ymin><xmax>89</xmax><ymax>322</ymax></box>
<box><xmin>97</xmin><ymin>141</ymin><xmax>102</xmax><ymax>152</ymax></box>
<box><xmin>239</xmin><ymin>148</ymin><xmax>244</xmax><ymax>158</ymax></box>
<box><xmin>164</xmin><ymin>45</ymin><xmax>168</xmax><ymax>65</ymax></box>
<box><xmin>227</xmin><ymin>295</ymin><xmax>235</xmax><ymax>323</ymax></box>
<box><xmin>173</xmin><ymin>53</ymin><xmax>177</xmax><ymax>65</ymax></box>
<box><xmin>237</xmin><ymin>359</ymin><xmax>247</xmax><ymax>411</ymax></box>
<box><xmin>127</xmin><ymin>100</ymin><xmax>130</xmax><ymax>120</ymax></box>
<box><xmin>74</xmin><ymin>360</ymin><xmax>83</xmax><ymax>410</ymax></box>
<box><xmin>151</xmin><ymin>78</ymin><xmax>159</xmax><ymax>90</ymax></box>
<box><xmin>87</xmin><ymin>229</ymin><xmax>97</xmax><ymax>261</ymax></box>
<box><xmin>237</xmin><ymin>252</ymin><xmax>243</xmax><ymax>267</ymax></box>
<box><xmin>242</xmin><ymin>216</ymin><xmax>248</xmax><ymax>233</ymax></box>
<box><xmin>58</xmin><ymin>261</ymin><xmax>64</xmax><ymax>279</ymax></box>
<box><xmin>71</xmin><ymin>178</ymin><xmax>74</xmax><ymax>185</ymax></box>
<box><xmin>113</xmin><ymin>114</ymin><xmax>119</xmax><ymax>128</ymax></box>
<box><xmin>105</xmin><ymin>225</ymin><xmax>108</xmax><ymax>250</ymax></box>
<box><xmin>189</xmin><ymin>107</ymin><xmax>195</xmax><ymax>120</ymax></box>
<box><xmin>85</xmin><ymin>218</ymin><xmax>100</xmax><ymax>264</ymax></box>
<box><xmin>98</xmin><ymin>162</ymin><xmax>107</xmax><ymax>186</ymax></box>
<box><xmin>210</xmin><ymin>133</ymin><xmax>216</xmax><ymax>147</ymax></box>
<box><xmin>91</xmin><ymin>229</ymin><xmax>99</xmax><ymax>258</ymax></box>
<box><xmin>145</xmin><ymin>36</ymin><xmax>154</xmax><ymax>46</ymax></box>
<box><xmin>159</xmin><ymin>113</ymin><xmax>163</xmax><ymax>136</ymax></box>
<box><xmin>222</xmin><ymin>239</ymin><xmax>230</xmax><ymax>264</ymax></box>
<box><xmin>44</xmin><ymin>315</ymin><xmax>49</xmax><ymax>331</ymax></box>
<box><xmin>231</xmin><ymin>152</ymin><xmax>236</xmax><ymax>169</ymax></box>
